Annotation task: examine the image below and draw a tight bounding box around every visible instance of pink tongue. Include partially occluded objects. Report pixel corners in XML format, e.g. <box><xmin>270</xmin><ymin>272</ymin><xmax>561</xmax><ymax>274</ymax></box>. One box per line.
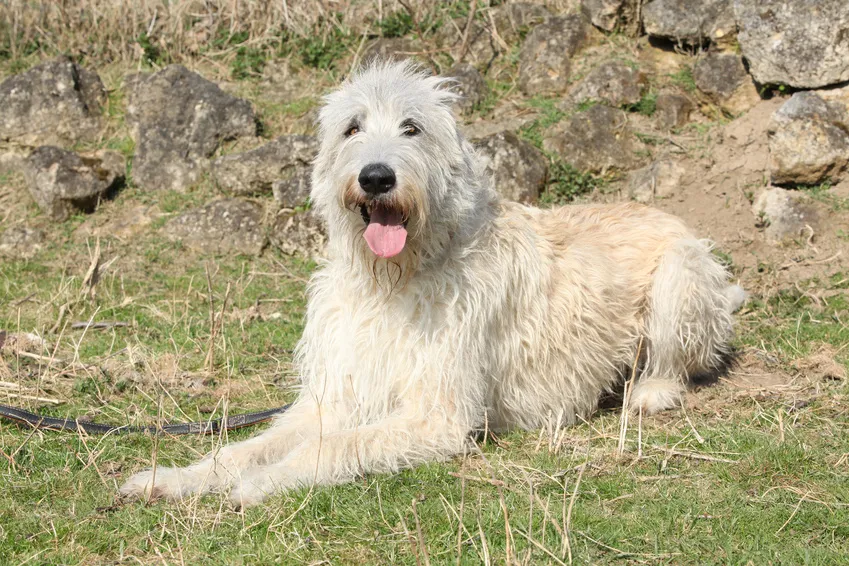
<box><xmin>364</xmin><ymin>206</ymin><xmax>407</xmax><ymax>258</ymax></box>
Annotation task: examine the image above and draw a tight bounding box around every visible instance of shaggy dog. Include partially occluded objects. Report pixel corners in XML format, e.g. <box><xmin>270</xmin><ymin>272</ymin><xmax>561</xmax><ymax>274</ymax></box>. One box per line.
<box><xmin>120</xmin><ymin>61</ymin><xmax>746</xmax><ymax>507</ymax></box>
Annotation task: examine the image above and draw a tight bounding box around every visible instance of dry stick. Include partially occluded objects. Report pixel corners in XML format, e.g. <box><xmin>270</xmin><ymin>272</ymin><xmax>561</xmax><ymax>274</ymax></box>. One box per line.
<box><xmin>204</xmin><ymin>263</ymin><xmax>216</xmax><ymax>373</ymax></box>
<box><xmin>617</xmin><ymin>336</ymin><xmax>644</xmax><ymax>456</ymax></box>
<box><xmin>411</xmin><ymin>498</ymin><xmax>432</xmax><ymax>566</ymax></box>
<box><xmin>456</xmin><ymin>0</ymin><xmax>478</xmax><ymax>64</ymax></box>
<box><xmin>456</xmin><ymin>461</ymin><xmax>467</xmax><ymax>566</ymax></box>
<box><xmin>399</xmin><ymin>510</ymin><xmax>423</xmax><ymax>566</ymax></box>
<box><xmin>519</xmin><ymin>530</ymin><xmax>568</xmax><ymax>566</ymax></box>
<box><xmin>650</xmin><ymin>445</ymin><xmax>739</xmax><ymax>464</ymax></box>
<box><xmin>147</xmin><ymin>395</ymin><xmax>163</xmax><ymax>506</ymax></box>
<box><xmin>564</xmin><ymin>461</ymin><xmax>587</xmax><ymax>564</ymax></box>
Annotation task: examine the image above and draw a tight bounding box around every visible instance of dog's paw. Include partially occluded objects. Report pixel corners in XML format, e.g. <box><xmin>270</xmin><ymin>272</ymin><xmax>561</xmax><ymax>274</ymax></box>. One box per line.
<box><xmin>629</xmin><ymin>379</ymin><xmax>683</xmax><ymax>415</ymax></box>
<box><xmin>119</xmin><ymin>467</ymin><xmax>194</xmax><ymax>502</ymax></box>
<box><xmin>228</xmin><ymin>468</ymin><xmax>299</xmax><ymax>509</ymax></box>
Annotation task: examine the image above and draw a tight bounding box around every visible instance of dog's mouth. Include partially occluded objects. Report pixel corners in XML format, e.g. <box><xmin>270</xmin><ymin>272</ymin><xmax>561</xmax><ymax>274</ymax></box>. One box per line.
<box><xmin>359</xmin><ymin>201</ymin><xmax>408</xmax><ymax>258</ymax></box>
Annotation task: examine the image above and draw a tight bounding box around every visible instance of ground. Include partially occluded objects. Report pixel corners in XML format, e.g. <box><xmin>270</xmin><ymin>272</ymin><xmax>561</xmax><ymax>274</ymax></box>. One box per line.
<box><xmin>2</xmin><ymin>4</ymin><xmax>849</xmax><ymax>564</ymax></box>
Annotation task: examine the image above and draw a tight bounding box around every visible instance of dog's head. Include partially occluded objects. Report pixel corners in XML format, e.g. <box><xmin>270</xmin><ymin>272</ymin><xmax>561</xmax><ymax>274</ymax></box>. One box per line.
<box><xmin>311</xmin><ymin>60</ymin><xmax>489</xmax><ymax>277</ymax></box>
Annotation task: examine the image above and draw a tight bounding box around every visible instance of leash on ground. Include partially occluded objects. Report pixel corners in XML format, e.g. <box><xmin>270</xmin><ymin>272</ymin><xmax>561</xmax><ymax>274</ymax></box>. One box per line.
<box><xmin>0</xmin><ymin>403</ymin><xmax>290</xmax><ymax>435</ymax></box>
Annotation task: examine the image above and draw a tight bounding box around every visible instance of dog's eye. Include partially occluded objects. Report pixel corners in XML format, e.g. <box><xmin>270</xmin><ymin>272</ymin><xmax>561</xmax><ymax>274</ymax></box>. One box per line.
<box><xmin>402</xmin><ymin>123</ymin><xmax>420</xmax><ymax>137</ymax></box>
<box><xmin>345</xmin><ymin>125</ymin><xmax>359</xmax><ymax>137</ymax></box>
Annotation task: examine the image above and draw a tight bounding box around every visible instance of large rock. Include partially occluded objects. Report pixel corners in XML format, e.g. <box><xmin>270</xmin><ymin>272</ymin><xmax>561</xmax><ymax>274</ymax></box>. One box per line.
<box><xmin>768</xmin><ymin>92</ymin><xmax>849</xmax><ymax>186</ymax></box>
<box><xmin>752</xmin><ymin>187</ymin><xmax>815</xmax><ymax>242</ymax></box>
<box><xmin>655</xmin><ymin>92</ymin><xmax>694</xmax><ymax>130</ymax></box>
<box><xmin>164</xmin><ymin>198</ymin><xmax>266</xmax><ymax>255</ymax></box>
<box><xmin>447</xmin><ymin>63</ymin><xmax>488</xmax><ymax>114</ymax></box>
<box><xmin>126</xmin><ymin>65</ymin><xmax>256</xmax><ymax>192</ymax></box>
<box><xmin>693</xmin><ymin>53</ymin><xmax>760</xmax><ymax>115</ymax></box>
<box><xmin>519</xmin><ymin>15</ymin><xmax>588</xmax><ymax>95</ymax></box>
<box><xmin>581</xmin><ymin>0</ymin><xmax>640</xmax><ymax>34</ymax></box>
<box><xmin>735</xmin><ymin>0</ymin><xmax>849</xmax><ymax>88</ymax></box>
<box><xmin>567</xmin><ymin>60</ymin><xmax>644</xmax><ymax>108</ymax></box>
<box><xmin>474</xmin><ymin>131</ymin><xmax>548</xmax><ymax>203</ymax></box>
<box><xmin>642</xmin><ymin>0</ymin><xmax>735</xmax><ymax>45</ymax></box>
<box><xmin>269</xmin><ymin>208</ymin><xmax>327</xmax><ymax>260</ymax></box>
<box><xmin>0</xmin><ymin>226</ymin><xmax>45</xmax><ymax>259</ymax></box>
<box><xmin>0</xmin><ymin>57</ymin><xmax>105</xmax><ymax>148</ymax></box>
<box><xmin>628</xmin><ymin>159</ymin><xmax>685</xmax><ymax>202</ymax></box>
<box><xmin>23</xmin><ymin>146</ymin><xmax>125</xmax><ymax>221</ymax></box>
<box><xmin>211</xmin><ymin>135</ymin><xmax>317</xmax><ymax>198</ymax></box>
<box><xmin>543</xmin><ymin>105</ymin><xmax>637</xmax><ymax>174</ymax></box>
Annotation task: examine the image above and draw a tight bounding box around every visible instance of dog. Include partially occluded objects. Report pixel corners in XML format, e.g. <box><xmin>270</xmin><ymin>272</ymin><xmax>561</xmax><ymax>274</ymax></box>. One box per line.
<box><xmin>120</xmin><ymin>61</ymin><xmax>746</xmax><ymax>507</ymax></box>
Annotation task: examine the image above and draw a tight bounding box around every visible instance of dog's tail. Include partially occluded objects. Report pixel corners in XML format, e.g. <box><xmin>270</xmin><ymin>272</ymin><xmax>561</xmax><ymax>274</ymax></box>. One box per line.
<box><xmin>723</xmin><ymin>284</ymin><xmax>748</xmax><ymax>314</ymax></box>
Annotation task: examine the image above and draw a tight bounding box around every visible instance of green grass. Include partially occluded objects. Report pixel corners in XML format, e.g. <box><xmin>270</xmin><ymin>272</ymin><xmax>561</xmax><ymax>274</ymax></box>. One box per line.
<box><xmin>2</xmin><ymin>220</ymin><xmax>847</xmax><ymax>565</ymax></box>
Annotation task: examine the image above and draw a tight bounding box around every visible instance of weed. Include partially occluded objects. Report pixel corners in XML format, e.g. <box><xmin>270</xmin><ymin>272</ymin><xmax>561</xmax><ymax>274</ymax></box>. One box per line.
<box><xmin>378</xmin><ymin>11</ymin><xmax>415</xmax><ymax>38</ymax></box>
<box><xmin>540</xmin><ymin>159</ymin><xmax>602</xmax><ymax>206</ymax></box>
<box><xmin>669</xmin><ymin>66</ymin><xmax>697</xmax><ymax>93</ymax></box>
<box><xmin>626</xmin><ymin>91</ymin><xmax>657</xmax><ymax>116</ymax></box>
<box><xmin>518</xmin><ymin>97</ymin><xmax>566</xmax><ymax>148</ymax></box>
<box><xmin>801</xmin><ymin>182</ymin><xmax>849</xmax><ymax>212</ymax></box>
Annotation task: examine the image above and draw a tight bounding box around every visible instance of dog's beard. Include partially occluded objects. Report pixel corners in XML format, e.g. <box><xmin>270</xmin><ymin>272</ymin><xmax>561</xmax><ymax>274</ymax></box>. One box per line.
<box><xmin>338</xmin><ymin>178</ymin><xmax>425</xmax><ymax>293</ymax></box>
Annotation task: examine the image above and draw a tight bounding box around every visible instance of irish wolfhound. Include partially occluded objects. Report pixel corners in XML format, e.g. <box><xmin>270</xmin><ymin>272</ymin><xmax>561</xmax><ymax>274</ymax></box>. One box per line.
<box><xmin>120</xmin><ymin>61</ymin><xmax>746</xmax><ymax>507</ymax></box>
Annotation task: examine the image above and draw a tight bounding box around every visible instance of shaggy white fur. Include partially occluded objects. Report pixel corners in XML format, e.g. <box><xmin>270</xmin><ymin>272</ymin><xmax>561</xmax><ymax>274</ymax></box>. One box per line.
<box><xmin>119</xmin><ymin>61</ymin><xmax>745</xmax><ymax>507</ymax></box>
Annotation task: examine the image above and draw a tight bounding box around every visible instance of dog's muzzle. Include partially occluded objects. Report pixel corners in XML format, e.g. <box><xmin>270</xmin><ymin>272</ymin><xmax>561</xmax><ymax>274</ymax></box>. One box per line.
<box><xmin>354</xmin><ymin>163</ymin><xmax>408</xmax><ymax>258</ymax></box>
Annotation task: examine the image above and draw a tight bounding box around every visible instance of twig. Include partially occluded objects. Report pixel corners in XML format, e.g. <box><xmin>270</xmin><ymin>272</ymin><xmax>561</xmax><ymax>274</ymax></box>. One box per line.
<box><xmin>651</xmin><ymin>445</ymin><xmax>739</xmax><ymax>464</ymax></box>
<box><xmin>70</xmin><ymin>321</ymin><xmax>130</xmax><ymax>330</ymax></box>
<box><xmin>456</xmin><ymin>0</ymin><xmax>478</xmax><ymax>64</ymax></box>
<box><xmin>518</xmin><ymin>529</ymin><xmax>567</xmax><ymax>566</ymax></box>
<box><xmin>563</xmin><ymin>462</ymin><xmax>586</xmax><ymax>564</ymax></box>
<box><xmin>448</xmin><ymin>471</ymin><xmax>506</xmax><ymax>488</ymax></box>
<box><xmin>411</xmin><ymin>498</ymin><xmax>431</xmax><ymax>566</ymax></box>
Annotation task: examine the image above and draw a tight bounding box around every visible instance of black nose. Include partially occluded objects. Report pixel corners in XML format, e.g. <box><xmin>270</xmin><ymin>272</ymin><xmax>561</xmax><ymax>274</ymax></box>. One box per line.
<box><xmin>358</xmin><ymin>163</ymin><xmax>396</xmax><ymax>195</ymax></box>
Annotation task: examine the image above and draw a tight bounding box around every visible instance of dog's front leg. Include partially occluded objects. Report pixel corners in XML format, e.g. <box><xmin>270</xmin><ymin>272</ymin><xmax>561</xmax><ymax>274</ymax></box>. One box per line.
<box><xmin>228</xmin><ymin>413</ymin><xmax>474</xmax><ymax>508</ymax></box>
<box><xmin>119</xmin><ymin>399</ymin><xmax>340</xmax><ymax>501</ymax></box>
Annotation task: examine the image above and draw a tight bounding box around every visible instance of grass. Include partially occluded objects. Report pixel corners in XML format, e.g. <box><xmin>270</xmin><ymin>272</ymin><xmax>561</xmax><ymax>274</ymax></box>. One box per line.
<box><xmin>2</xmin><ymin>208</ymin><xmax>847</xmax><ymax>564</ymax></box>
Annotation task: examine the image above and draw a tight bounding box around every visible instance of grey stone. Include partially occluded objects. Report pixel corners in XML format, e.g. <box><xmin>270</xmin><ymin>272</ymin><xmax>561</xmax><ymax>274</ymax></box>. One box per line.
<box><xmin>628</xmin><ymin>159</ymin><xmax>685</xmax><ymax>202</ymax></box>
<box><xmin>642</xmin><ymin>0</ymin><xmax>735</xmax><ymax>44</ymax></box>
<box><xmin>543</xmin><ymin>105</ymin><xmax>637</xmax><ymax>174</ymax></box>
<box><xmin>474</xmin><ymin>131</ymin><xmax>549</xmax><ymax>203</ymax></box>
<box><xmin>447</xmin><ymin>63</ymin><xmax>488</xmax><ymax>114</ymax></box>
<box><xmin>0</xmin><ymin>226</ymin><xmax>45</xmax><ymax>259</ymax></box>
<box><xmin>211</xmin><ymin>135</ymin><xmax>317</xmax><ymax>198</ymax></box>
<box><xmin>164</xmin><ymin>198</ymin><xmax>266</xmax><ymax>255</ymax></box>
<box><xmin>126</xmin><ymin>65</ymin><xmax>256</xmax><ymax>192</ymax></box>
<box><xmin>0</xmin><ymin>57</ymin><xmax>105</xmax><ymax>148</ymax></box>
<box><xmin>735</xmin><ymin>0</ymin><xmax>849</xmax><ymax>89</ymax></box>
<box><xmin>768</xmin><ymin>92</ymin><xmax>849</xmax><ymax>186</ymax></box>
<box><xmin>519</xmin><ymin>15</ymin><xmax>588</xmax><ymax>95</ymax></box>
<box><xmin>24</xmin><ymin>146</ymin><xmax>125</xmax><ymax>221</ymax></box>
<box><xmin>567</xmin><ymin>60</ymin><xmax>644</xmax><ymax>108</ymax></box>
<box><xmin>752</xmin><ymin>187</ymin><xmax>815</xmax><ymax>242</ymax></box>
<box><xmin>655</xmin><ymin>93</ymin><xmax>694</xmax><ymax>130</ymax></box>
<box><xmin>693</xmin><ymin>53</ymin><xmax>760</xmax><ymax>114</ymax></box>
<box><xmin>269</xmin><ymin>208</ymin><xmax>327</xmax><ymax>260</ymax></box>
<box><xmin>581</xmin><ymin>0</ymin><xmax>640</xmax><ymax>34</ymax></box>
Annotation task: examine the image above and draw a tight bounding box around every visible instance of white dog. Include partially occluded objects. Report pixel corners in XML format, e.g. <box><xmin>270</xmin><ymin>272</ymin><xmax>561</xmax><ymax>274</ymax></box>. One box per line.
<box><xmin>120</xmin><ymin>61</ymin><xmax>745</xmax><ymax>507</ymax></box>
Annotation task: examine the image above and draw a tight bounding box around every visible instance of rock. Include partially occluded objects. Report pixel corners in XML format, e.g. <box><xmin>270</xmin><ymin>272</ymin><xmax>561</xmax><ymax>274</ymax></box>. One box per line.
<box><xmin>581</xmin><ymin>0</ymin><xmax>640</xmax><ymax>34</ymax></box>
<box><xmin>75</xmin><ymin>204</ymin><xmax>161</xmax><ymax>241</ymax></box>
<box><xmin>23</xmin><ymin>146</ymin><xmax>125</xmax><ymax>221</ymax></box>
<box><xmin>0</xmin><ymin>226</ymin><xmax>45</xmax><ymax>259</ymax></box>
<box><xmin>126</xmin><ymin>65</ymin><xmax>256</xmax><ymax>192</ymax></box>
<box><xmin>447</xmin><ymin>63</ymin><xmax>488</xmax><ymax>114</ymax></box>
<box><xmin>543</xmin><ymin>105</ymin><xmax>637</xmax><ymax>174</ymax></box>
<box><xmin>473</xmin><ymin>131</ymin><xmax>549</xmax><ymax>203</ymax></box>
<box><xmin>642</xmin><ymin>0</ymin><xmax>735</xmax><ymax>45</ymax></box>
<box><xmin>752</xmin><ymin>187</ymin><xmax>815</xmax><ymax>242</ymax></box>
<box><xmin>362</xmin><ymin>37</ymin><xmax>420</xmax><ymax>63</ymax></box>
<box><xmin>628</xmin><ymin>159</ymin><xmax>685</xmax><ymax>202</ymax></box>
<box><xmin>693</xmin><ymin>53</ymin><xmax>760</xmax><ymax>115</ymax></box>
<box><xmin>655</xmin><ymin>93</ymin><xmax>694</xmax><ymax>130</ymax></box>
<box><xmin>768</xmin><ymin>92</ymin><xmax>849</xmax><ymax>186</ymax></box>
<box><xmin>211</xmin><ymin>135</ymin><xmax>317</xmax><ymax>197</ymax></box>
<box><xmin>567</xmin><ymin>60</ymin><xmax>644</xmax><ymax>108</ymax></box>
<box><xmin>519</xmin><ymin>15</ymin><xmax>588</xmax><ymax>95</ymax></box>
<box><xmin>735</xmin><ymin>0</ymin><xmax>849</xmax><ymax>89</ymax></box>
<box><xmin>435</xmin><ymin>19</ymin><xmax>498</xmax><ymax>68</ymax></box>
<box><xmin>269</xmin><ymin>208</ymin><xmax>327</xmax><ymax>260</ymax></box>
<box><xmin>0</xmin><ymin>57</ymin><xmax>105</xmax><ymax>148</ymax></box>
<box><xmin>164</xmin><ymin>198</ymin><xmax>266</xmax><ymax>256</ymax></box>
